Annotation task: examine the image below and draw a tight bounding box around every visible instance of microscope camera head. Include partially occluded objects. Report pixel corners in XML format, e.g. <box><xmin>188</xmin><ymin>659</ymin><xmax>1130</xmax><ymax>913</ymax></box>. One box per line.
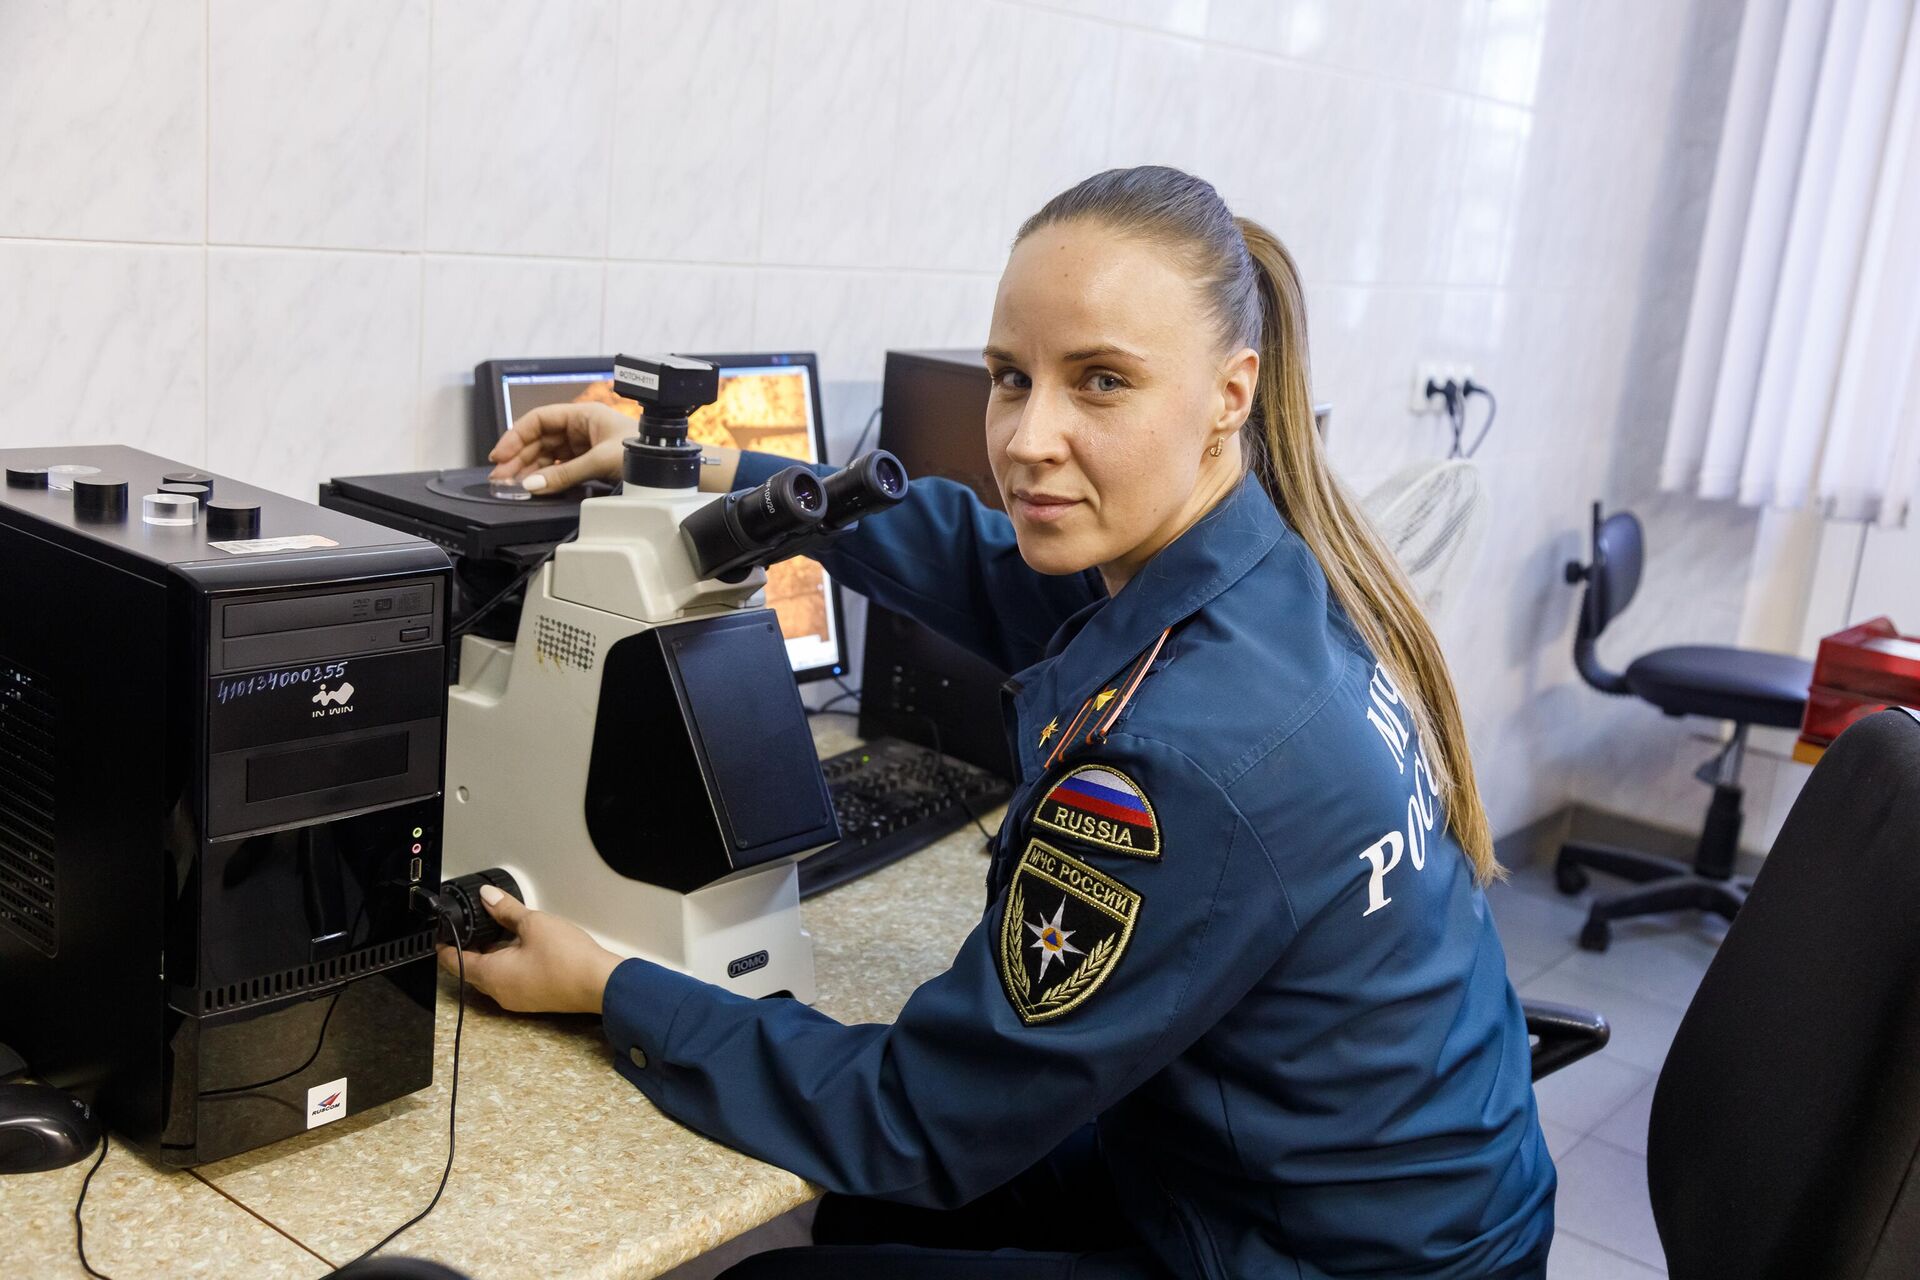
<box><xmin>612</xmin><ymin>353</ymin><xmax>721</xmax><ymax>491</ymax></box>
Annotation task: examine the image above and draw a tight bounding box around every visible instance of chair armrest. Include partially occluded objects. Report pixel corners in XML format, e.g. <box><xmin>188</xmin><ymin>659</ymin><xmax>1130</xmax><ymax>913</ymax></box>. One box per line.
<box><xmin>1524</xmin><ymin>999</ymin><xmax>1610</xmax><ymax>1080</ymax></box>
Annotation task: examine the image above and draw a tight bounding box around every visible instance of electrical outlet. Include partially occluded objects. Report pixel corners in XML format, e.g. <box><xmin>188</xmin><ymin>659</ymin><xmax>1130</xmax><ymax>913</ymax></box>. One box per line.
<box><xmin>1408</xmin><ymin>360</ymin><xmax>1476</xmax><ymax>413</ymax></box>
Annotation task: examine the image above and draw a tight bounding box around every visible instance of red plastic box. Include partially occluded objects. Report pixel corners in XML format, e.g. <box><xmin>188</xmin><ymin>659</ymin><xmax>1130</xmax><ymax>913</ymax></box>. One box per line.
<box><xmin>1795</xmin><ymin>617</ymin><xmax>1920</xmax><ymax>763</ymax></box>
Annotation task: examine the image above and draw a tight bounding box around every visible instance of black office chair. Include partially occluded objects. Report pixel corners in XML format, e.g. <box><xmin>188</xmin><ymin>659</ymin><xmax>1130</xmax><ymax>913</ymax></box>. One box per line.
<box><xmin>1554</xmin><ymin>502</ymin><xmax>1814</xmax><ymax>951</ymax></box>
<box><xmin>1523</xmin><ymin>1001</ymin><xmax>1609</xmax><ymax>1080</ymax></box>
<box><xmin>329</xmin><ymin>1259</ymin><xmax>473</xmax><ymax>1278</ymax></box>
<box><xmin>1647</xmin><ymin>708</ymin><xmax>1920</xmax><ymax>1278</ymax></box>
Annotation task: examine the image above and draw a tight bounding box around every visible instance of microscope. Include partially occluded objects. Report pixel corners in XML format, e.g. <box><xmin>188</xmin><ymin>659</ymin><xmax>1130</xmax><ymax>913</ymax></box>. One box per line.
<box><xmin>440</xmin><ymin>355</ymin><xmax>907</xmax><ymax>1001</ymax></box>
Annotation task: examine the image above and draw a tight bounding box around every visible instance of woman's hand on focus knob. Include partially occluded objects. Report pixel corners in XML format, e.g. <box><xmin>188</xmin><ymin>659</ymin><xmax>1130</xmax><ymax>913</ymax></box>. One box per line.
<box><xmin>437</xmin><ymin>885</ymin><xmax>622</xmax><ymax>1015</ymax></box>
<box><xmin>487</xmin><ymin>401</ymin><xmax>638</xmax><ymax>494</ymax></box>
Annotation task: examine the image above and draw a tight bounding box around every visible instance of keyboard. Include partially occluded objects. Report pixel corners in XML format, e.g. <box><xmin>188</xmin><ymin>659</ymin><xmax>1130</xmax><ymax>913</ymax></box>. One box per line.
<box><xmin>801</xmin><ymin>737</ymin><xmax>1012</xmax><ymax>897</ymax></box>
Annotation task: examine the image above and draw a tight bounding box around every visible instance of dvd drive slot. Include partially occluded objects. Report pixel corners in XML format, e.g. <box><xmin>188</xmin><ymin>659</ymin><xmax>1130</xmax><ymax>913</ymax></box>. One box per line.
<box><xmin>211</xmin><ymin>581</ymin><xmax>442</xmax><ymax>673</ymax></box>
<box><xmin>224</xmin><ymin>583</ymin><xmax>433</xmax><ymax>637</ymax></box>
<box><xmin>220</xmin><ymin>617</ymin><xmax>440</xmax><ymax>670</ymax></box>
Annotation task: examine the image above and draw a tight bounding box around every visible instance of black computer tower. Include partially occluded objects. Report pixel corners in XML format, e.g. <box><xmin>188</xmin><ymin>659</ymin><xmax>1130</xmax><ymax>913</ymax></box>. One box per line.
<box><xmin>0</xmin><ymin>446</ymin><xmax>451</xmax><ymax>1165</ymax></box>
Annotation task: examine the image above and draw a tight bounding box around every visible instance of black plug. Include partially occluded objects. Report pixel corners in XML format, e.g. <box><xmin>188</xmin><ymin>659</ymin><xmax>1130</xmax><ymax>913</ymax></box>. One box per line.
<box><xmin>1458</xmin><ymin>378</ymin><xmax>1497</xmax><ymax>457</ymax></box>
<box><xmin>1425</xmin><ymin>376</ymin><xmax>1462</xmax><ymax>420</ymax></box>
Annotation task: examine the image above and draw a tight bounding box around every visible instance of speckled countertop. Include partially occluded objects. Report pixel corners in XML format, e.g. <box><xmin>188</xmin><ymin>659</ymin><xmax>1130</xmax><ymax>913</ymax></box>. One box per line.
<box><xmin>4</xmin><ymin>723</ymin><xmax>1002</xmax><ymax>1279</ymax></box>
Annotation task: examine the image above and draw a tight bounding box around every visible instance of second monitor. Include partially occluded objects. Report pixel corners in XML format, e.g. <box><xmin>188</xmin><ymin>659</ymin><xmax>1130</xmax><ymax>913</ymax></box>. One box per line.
<box><xmin>471</xmin><ymin>352</ymin><xmax>846</xmax><ymax>683</ymax></box>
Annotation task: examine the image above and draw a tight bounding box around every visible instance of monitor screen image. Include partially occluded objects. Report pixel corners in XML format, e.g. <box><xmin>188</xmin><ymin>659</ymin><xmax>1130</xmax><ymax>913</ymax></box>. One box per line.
<box><xmin>495</xmin><ymin>359</ymin><xmax>841</xmax><ymax>681</ymax></box>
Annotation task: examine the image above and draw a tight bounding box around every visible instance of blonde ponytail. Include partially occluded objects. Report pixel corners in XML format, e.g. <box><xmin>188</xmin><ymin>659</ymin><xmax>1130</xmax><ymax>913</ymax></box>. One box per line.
<box><xmin>1235</xmin><ymin>218</ymin><xmax>1499</xmax><ymax>883</ymax></box>
<box><xmin>1018</xmin><ymin>167</ymin><xmax>1500</xmax><ymax>884</ymax></box>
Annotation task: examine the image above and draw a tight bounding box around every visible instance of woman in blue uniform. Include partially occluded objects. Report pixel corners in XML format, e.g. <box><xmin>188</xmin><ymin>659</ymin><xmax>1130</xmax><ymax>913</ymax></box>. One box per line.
<box><xmin>456</xmin><ymin>166</ymin><xmax>1555</xmax><ymax>1278</ymax></box>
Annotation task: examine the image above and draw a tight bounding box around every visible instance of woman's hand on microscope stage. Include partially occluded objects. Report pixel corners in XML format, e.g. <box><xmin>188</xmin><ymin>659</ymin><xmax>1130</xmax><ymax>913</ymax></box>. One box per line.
<box><xmin>438</xmin><ymin>885</ymin><xmax>623</xmax><ymax>1016</ymax></box>
<box><xmin>487</xmin><ymin>401</ymin><xmax>636</xmax><ymax>494</ymax></box>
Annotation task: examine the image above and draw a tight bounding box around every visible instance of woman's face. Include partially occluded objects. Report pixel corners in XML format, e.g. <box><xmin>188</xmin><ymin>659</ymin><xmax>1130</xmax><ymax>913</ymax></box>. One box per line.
<box><xmin>983</xmin><ymin>219</ymin><xmax>1258</xmax><ymax>592</ymax></box>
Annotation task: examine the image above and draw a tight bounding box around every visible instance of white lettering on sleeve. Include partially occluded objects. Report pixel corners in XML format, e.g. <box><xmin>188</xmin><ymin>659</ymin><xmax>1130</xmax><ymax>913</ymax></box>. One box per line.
<box><xmin>1357</xmin><ymin>831</ymin><xmax>1404</xmax><ymax>917</ymax></box>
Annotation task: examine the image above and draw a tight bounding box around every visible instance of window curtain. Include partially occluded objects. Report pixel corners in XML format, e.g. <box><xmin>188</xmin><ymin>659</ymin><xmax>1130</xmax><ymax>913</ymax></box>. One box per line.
<box><xmin>1661</xmin><ymin>0</ymin><xmax>1920</xmax><ymax>526</ymax></box>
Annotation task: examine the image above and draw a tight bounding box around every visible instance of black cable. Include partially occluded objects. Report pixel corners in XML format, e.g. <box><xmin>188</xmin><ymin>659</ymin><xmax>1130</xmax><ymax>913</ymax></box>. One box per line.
<box><xmin>449</xmin><ymin>531</ymin><xmax>577</xmax><ymax>641</ymax></box>
<box><xmin>75</xmin><ymin>1131</ymin><xmax>112</xmax><ymax>1279</ymax></box>
<box><xmin>332</xmin><ymin>899</ymin><xmax>467</xmax><ymax>1272</ymax></box>
<box><xmin>72</xmin><ymin>899</ymin><xmax>470</xmax><ymax>1279</ymax></box>
<box><xmin>849</xmin><ymin>405</ymin><xmax>882</xmax><ymax>460</ymax></box>
<box><xmin>812</xmin><ymin>677</ymin><xmax>998</xmax><ymax>848</ymax></box>
<box><xmin>843</xmin><ymin>671</ymin><xmax>997</xmax><ymax>846</ymax></box>
<box><xmin>201</xmin><ymin>848</ymin><xmax>400</xmax><ymax>1100</ymax></box>
<box><xmin>1429</xmin><ymin>376</ymin><xmax>1466</xmax><ymax>458</ymax></box>
<box><xmin>806</xmin><ymin>676</ymin><xmax>862</xmax><ymax>719</ymax></box>
<box><xmin>905</xmin><ymin>707</ymin><xmax>997</xmax><ymax>847</ymax></box>
<box><xmin>826</xmin><ymin>675</ymin><xmax>861</xmax><ymax>712</ymax></box>
<box><xmin>198</xmin><ymin>992</ymin><xmax>343</xmax><ymax>1098</ymax></box>
<box><xmin>1460</xmin><ymin>379</ymin><xmax>1497</xmax><ymax>458</ymax></box>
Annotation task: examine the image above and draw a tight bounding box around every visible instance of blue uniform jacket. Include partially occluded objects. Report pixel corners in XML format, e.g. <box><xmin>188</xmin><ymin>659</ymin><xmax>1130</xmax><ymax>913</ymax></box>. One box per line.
<box><xmin>602</xmin><ymin>457</ymin><xmax>1556</xmax><ymax>1279</ymax></box>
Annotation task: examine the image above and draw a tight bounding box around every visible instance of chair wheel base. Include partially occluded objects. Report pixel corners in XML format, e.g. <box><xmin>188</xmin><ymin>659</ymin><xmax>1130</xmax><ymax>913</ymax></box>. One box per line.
<box><xmin>1555</xmin><ymin>859</ymin><xmax>1590</xmax><ymax>896</ymax></box>
<box><xmin>1579</xmin><ymin>918</ymin><xmax>1611</xmax><ymax>952</ymax></box>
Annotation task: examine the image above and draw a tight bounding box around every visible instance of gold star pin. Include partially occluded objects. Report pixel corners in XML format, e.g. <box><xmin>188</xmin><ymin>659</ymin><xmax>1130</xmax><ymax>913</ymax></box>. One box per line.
<box><xmin>1038</xmin><ymin>717</ymin><xmax>1059</xmax><ymax>746</ymax></box>
<box><xmin>1092</xmin><ymin>688</ymin><xmax>1117</xmax><ymax>711</ymax></box>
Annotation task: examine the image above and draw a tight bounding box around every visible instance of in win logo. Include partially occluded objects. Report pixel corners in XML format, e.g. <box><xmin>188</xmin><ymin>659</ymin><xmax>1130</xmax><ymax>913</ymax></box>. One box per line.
<box><xmin>306</xmin><ymin>1077</ymin><xmax>348</xmax><ymax>1129</ymax></box>
<box><xmin>311</xmin><ymin>682</ymin><xmax>355</xmax><ymax>707</ymax></box>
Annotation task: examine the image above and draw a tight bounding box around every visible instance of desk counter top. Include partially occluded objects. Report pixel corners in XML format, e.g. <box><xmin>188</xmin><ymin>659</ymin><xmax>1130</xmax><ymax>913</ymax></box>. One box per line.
<box><xmin>7</xmin><ymin>729</ymin><xmax>999</xmax><ymax>1279</ymax></box>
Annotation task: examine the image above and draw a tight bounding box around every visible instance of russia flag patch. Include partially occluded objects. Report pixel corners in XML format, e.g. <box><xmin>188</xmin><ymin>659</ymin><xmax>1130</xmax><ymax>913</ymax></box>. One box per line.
<box><xmin>1034</xmin><ymin>764</ymin><xmax>1161</xmax><ymax>859</ymax></box>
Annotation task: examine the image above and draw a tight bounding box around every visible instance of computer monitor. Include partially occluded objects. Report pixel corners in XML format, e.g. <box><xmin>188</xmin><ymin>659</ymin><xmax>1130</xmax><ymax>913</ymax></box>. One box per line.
<box><xmin>860</xmin><ymin>350</ymin><xmax>1012</xmax><ymax>776</ymax></box>
<box><xmin>471</xmin><ymin>353</ymin><xmax>847</xmax><ymax>684</ymax></box>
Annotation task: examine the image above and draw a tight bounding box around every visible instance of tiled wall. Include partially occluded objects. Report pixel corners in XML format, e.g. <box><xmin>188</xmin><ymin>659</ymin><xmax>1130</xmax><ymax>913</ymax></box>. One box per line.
<box><xmin>0</xmin><ymin>0</ymin><xmax>1758</xmax><ymax>844</ymax></box>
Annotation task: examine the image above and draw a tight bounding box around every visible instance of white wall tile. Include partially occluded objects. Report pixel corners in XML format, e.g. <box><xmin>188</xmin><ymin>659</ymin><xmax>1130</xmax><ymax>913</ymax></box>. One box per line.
<box><xmin>608</xmin><ymin>0</ymin><xmax>774</xmax><ymax>263</ymax></box>
<box><xmin>1446</xmin><ymin>101</ymin><xmax>1528</xmax><ymax>287</ymax></box>
<box><xmin>0</xmin><ymin>0</ymin><xmax>204</xmax><ymax>241</ymax></box>
<box><xmin>425</xmin><ymin>0</ymin><xmax>618</xmax><ymax>257</ymax></box>
<box><xmin>0</xmin><ymin>0</ymin><xmax>1758</xmax><ymax>850</ymax></box>
<box><xmin>888</xmin><ymin>0</ymin><xmax>1020</xmax><ymax>272</ymax></box>
<box><xmin>1474</xmin><ymin>0</ymin><xmax>1554</xmax><ymax>108</ymax></box>
<box><xmin>1105</xmin><ymin>30</ymin><xmax>1209</xmax><ymax>175</ymax></box>
<box><xmin>603</xmin><ymin>263</ymin><xmax>759</xmax><ymax>357</ymax></box>
<box><xmin>208</xmin><ymin>0</ymin><xmax>428</xmax><ymax>250</ymax></box>
<box><xmin>206</xmin><ymin>249</ymin><xmax>421</xmax><ymax>500</ymax></box>
<box><xmin>752</xmin><ymin>269</ymin><xmax>895</xmax><ymax>383</ymax></box>
<box><xmin>1001</xmin><ymin>9</ymin><xmax>1118</xmax><ymax>233</ymax></box>
<box><xmin>771</xmin><ymin>269</ymin><xmax>991</xmax><ymax>463</ymax></box>
<box><xmin>887</xmin><ymin>272</ymin><xmax>998</xmax><ymax>355</ymax></box>
<box><xmin>1048</xmin><ymin>0</ymin><xmax>1208</xmax><ymax>39</ymax></box>
<box><xmin>419</xmin><ymin>256</ymin><xmax>606</xmax><ymax>469</ymax></box>
<box><xmin>757</xmin><ymin>0</ymin><xmax>908</xmax><ymax>267</ymax></box>
<box><xmin>1192</xmin><ymin>48</ymin><xmax>1288</xmax><ymax>225</ymax></box>
<box><xmin>0</xmin><ymin>243</ymin><xmax>206</xmax><ymax>459</ymax></box>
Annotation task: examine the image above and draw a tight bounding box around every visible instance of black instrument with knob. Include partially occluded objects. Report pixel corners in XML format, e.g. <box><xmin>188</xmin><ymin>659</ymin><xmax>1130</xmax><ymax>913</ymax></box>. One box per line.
<box><xmin>0</xmin><ymin>444</ymin><xmax>451</xmax><ymax>1167</ymax></box>
<box><xmin>207</xmin><ymin>498</ymin><xmax>262</xmax><ymax>539</ymax></box>
<box><xmin>71</xmin><ymin>474</ymin><xmax>128</xmax><ymax>520</ymax></box>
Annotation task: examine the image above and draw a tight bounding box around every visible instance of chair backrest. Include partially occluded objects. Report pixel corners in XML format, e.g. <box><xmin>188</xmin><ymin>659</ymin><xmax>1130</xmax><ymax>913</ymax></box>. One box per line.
<box><xmin>1647</xmin><ymin>709</ymin><xmax>1920</xmax><ymax>1280</ymax></box>
<box><xmin>1579</xmin><ymin>502</ymin><xmax>1644</xmax><ymax>640</ymax></box>
<box><xmin>1568</xmin><ymin>502</ymin><xmax>1643</xmax><ymax>695</ymax></box>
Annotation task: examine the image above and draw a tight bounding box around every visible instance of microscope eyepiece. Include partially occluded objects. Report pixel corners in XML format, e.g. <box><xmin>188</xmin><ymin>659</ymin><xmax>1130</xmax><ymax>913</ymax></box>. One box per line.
<box><xmin>679</xmin><ymin>451</ymin><xmax>911</xmax><ymax>582</ymax></box>
<box><xmin>819</xmin><ymin>449</ymin><xmax>907</xmax><ymax>530</ymax></box>
<box><xmin>681</xmin><ymin>465</ymin><xmax>827</xmax><ymax>582</ymax></box>
<box><xmin>734</xmin><ymin>468</ymin><xmax>826</xmax><ymax>543</ymax></box>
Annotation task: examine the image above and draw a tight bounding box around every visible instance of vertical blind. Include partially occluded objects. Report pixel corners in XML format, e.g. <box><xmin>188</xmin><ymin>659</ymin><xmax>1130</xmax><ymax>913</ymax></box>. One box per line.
<box><xmin>1661</xmin><ymin>0</ymin><xmax>1920</xmax><ymax>526</ymax></box>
